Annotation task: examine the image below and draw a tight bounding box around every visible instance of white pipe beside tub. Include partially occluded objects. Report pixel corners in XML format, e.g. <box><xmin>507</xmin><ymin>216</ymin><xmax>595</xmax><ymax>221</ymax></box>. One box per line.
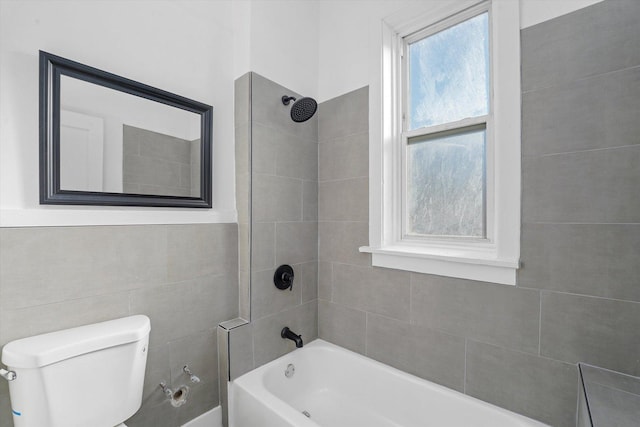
<box><xmin>230</xmin><ymin>339</ymin><xmax>549</xmax><ymax>427</ymax></box>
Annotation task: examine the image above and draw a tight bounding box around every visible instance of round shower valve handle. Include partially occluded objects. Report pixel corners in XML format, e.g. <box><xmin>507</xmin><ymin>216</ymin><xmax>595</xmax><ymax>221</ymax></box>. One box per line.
<box><xmin>274</xmin><ymin>265</ymin><xmax>294</xmax><ymax>291</ymax></box>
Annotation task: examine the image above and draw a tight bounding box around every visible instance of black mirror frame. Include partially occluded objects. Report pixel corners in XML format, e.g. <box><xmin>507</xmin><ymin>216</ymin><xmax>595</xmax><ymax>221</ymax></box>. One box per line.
<box><xmin>39</xmin><ymin>50</ymin><xmax>213</xmax><ymax>208</ymax></box>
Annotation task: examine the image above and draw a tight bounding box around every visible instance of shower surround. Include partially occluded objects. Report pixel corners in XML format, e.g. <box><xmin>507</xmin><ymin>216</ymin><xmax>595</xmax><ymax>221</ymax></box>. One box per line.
<box><xmin>226</xmin><ymin>3</ymin><xmax>640</xmax><ymax>427</ymax></box>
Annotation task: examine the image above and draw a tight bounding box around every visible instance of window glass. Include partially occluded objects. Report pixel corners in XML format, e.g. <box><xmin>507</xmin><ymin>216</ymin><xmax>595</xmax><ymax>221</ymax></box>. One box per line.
<box><xmin>406</xmin><ymin>126</ymin><xmax>485</xmax><ymax>237</ymax></box>
<box><xmin>408</xmin><ymin>12</ymin><xmax>489</xmax><ymax>130</ymax></box>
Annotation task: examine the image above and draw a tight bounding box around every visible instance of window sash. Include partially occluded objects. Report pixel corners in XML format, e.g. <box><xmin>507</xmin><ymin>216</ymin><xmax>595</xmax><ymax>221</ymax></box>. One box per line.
<box><xmin>402</xmin><ymin>121</ymin><xmax>488</xmax><ymax>241</ymax></box>
<box><xmin>400</xmin><ymin>2</ymin><xmax>493</xmax><ymax>243</ymax></box>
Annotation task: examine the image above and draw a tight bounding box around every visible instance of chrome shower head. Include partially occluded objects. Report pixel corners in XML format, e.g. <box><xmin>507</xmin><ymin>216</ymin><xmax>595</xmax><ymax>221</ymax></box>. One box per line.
<box><xmin>282</xmin><ymin>95</ymin><xmax>317</xmax><ymax>123</ymax></box>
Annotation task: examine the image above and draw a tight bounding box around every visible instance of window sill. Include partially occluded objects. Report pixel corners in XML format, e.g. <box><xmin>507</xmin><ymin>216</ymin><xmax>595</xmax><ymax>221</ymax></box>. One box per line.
<box><xmin>359</xmin><ymin>245</ymin><xmax>519</xmax><ymax>285</ymax></box>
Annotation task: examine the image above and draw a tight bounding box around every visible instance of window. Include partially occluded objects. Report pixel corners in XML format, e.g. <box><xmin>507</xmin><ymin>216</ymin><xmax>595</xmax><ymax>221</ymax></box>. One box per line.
<box><xmin>364</xmin><ymin>0</ymin><xmax>521</xmax><ymax>285</ymax></box>
<box><xmin>404</xmin><ymin>9</ymin><xmax>489</xmax><ymax>239</ymax></box>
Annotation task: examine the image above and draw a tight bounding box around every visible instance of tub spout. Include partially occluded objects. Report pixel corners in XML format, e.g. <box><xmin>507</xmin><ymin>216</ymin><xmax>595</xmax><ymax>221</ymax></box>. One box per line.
<box><xmin>281</xmin><ymin>327</ymin><xmax>303</xmax><ymax>348</ymax></box>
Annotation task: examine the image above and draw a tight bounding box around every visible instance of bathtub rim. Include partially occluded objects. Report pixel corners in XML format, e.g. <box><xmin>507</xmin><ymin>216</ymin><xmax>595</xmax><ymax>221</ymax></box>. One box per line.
<box><xmin>231</xmin><ymin>338</ymin><xmax>550</xmax><ymax>427</ymax></box>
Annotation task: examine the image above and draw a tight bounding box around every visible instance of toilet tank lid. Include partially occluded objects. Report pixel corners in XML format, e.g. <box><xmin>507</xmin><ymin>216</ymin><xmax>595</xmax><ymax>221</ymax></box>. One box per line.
<box><xmin>1</xmin><ymin>315</ymin><xmax>150</xmax><ymax>369</ymax></box>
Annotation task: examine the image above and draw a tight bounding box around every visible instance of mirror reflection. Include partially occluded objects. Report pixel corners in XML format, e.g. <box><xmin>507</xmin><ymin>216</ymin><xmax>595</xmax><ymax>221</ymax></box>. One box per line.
<box><xmin>59</xmin><ymin>76</ymin><xmax>202</xmax><ymax>197</ymax></box>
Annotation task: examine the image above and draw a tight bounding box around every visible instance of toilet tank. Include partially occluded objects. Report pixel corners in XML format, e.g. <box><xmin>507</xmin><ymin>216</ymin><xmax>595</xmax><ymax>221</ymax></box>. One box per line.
<box><xmin>1</xmin><ymin>315</ymin><xmax>150</xmax><ymax>427</ymax></box>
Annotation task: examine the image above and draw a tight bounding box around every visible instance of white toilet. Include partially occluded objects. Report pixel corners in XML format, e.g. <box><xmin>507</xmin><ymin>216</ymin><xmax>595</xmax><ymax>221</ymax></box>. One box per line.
<box><xmin>1</xmin><ymin>315</ymin><xmax>150</xmax><ymax>427</ymax></box>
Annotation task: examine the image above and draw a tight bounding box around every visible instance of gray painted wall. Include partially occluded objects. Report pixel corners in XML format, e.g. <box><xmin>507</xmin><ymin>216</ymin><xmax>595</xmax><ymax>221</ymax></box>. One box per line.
<box><xmin>317</xmin><ymin>2</ymin><xmax>640</xmax><ymax>427</ymax></box>
<box><xmin>0</xmin><ymin>223</ymin><xmax>238</xmax><ymax>427</ymax></box>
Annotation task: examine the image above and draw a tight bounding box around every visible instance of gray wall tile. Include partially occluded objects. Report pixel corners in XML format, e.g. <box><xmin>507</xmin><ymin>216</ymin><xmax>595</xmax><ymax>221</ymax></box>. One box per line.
<box><xmin>332</xmin><ymin>264</ymin><xmax>410</xmax><ymax>321</ymax></box>
<box><xmin>167</xmin><ymin>224</ymin><xmax>238</xmax><ymax>281</ymax></box>
<box><xmin>522</xmin><ymin>145</ymin><xmax>640</xmax><ymax>224</ymax></box>
<box><xmin>252</xmin><ymin>301</ymin><xmax>318</xmax><ymax>367</ymax></box>
<box><xmin>577</xmin><ymin>376</ymin><xmax>591</xmax><ymax>427</ymax></box>
<box><xmin>123</xmin><ymin>154</ymin><xmax>187</xmax><ymax>197</ymax></box>
<box><xmin>522</xmin><ymin>67</ymin><xmax>640</xmax><ymax>157</ymax></box>
<box><xmin>581</xmin><ymin>364</ymin><xmax>640</xmax><ymax>427</ymax></box>
<box><xmin>235</xmin><ymin>123</ymin><xmax>250</xmax><ymax>177</ymax></box>
<box><xmin>0</xmin><ymin>223</ymin><xmax>238</xmax><ymax>427</ymax></box>
<box><xmin>275</xmin><ymin>221</ymin><xmax>318</xmax><ymax>265</ymax></box>
<box><xmin>411</xmin><ymin>275</ymin><xmax>540</xmax><ymax>354</ymax></box>
<box><xmin>182</xmin><ymin>274</ymin><xmax>239</xmax><ymax>332</ymax></box>
<box><xmin>319</xmin><ymin>132</ymin><xmax>368</xmax><ymax>181</ymax></box>
<box><xmin>318</xmin><ymin>221</ymin><xmax>370</xmax><ymax>266</ymax></box>
<box><xmin>302</xmin><ymin>180</ymin><xmax>318</xmax><ymax>221</ymax></box>
<box><xmin>519</xmin><ymin>223</ymin><xmax>640</xmax><ymax>302</ymax></box>
<box><xmin>237</xmin><ymin>222</ymin><xmax>250</xmax><ymax>273</ymax></box>
<box><xmin>239</xmin><ymin>271</ymin><xmax>250</xmax><ymax>321</ymax></box>
<box><xmin>190</xmin><ymin>139</ymin><xmax>201</xmax><ymax>198</ymax></box>
<box><xmin>581</xmin><ymin>364</ymin><xmax>640</xmax><ymax>395</ymax></box>
<box><xmin>300</xmin><ymin>261</ymin><xmax>318</xmax><ymax>303</ymax></box>
<box><xmin>168</xmin><ymin>331</ymin><xmax>219</xmax><ymax>424</ymax></box>
<box><xmin>252</xmin><ymin>174</ymin><xmax>302</xmax><ymax>222</ymax></box>
<box><xmin>317</xmin><ymin>261</ymin><xmax>333</xmax><ymax>301</ymax></box>
<box><xmin>235</xmin><ymin>169</ymin><xmax>250</xmax><ymax>225</ymax></box>
<box><xmin>253</xmin><ymin>121</ymin><xmax>318</xmax><ymax>179</ymax></box>
<box><xmin>0</xmin><ymin>226</ymin><xmax>167</xmax><ymax>309</ymax></box>
<box><xmin>175</xmin><ymin>382</ymin><xmax>218</xmax><ymax>426</ymax></box>
<box><xmin>130</xmin><ymin>273</ymin><xmax>237</xmax><ymax>358</ymax></box>
<box><xmin>275</xmin><ymin>135</ymin><xmax>318</xmax><ymax>182</ymax></box>
<box><xmin>228</xmin><ymin>322</ymin><xmax>255</xmax><ymax>380</ymax></box>
<box><xmin>251</xmin><ymin>268</ymin><xmax>302</xmax><ymax>320</ymax></box>
<box><xmin>365</xmin><ymin>313</ymin><xmax>465</xmax><ymax>392</ymax></box>
<box><xmin>466</xmin><ymin>340</ymin><xmax>578</xmax><ymax>427</ymax></box>
<box><xmin>0</xmin><ymin>387</ymin><xmax>12</xmax><ymax>427</ymax></box>
<box><xmin>126</xmin><ymin>396</ymin><xmax>178</xmax><ymax>427</ymax></box>
<box><xmin>217</xmin><ymin>327</ymin><xmax>230</xmax><ymax>427</ymax></box>
<box><xmin>250</xmin><ymin>222</ymin><xmax>275</xmax><ymax>272</ymax></box>
<box><xmin>584</xmin><ymin>381</ymin><xmax>640</xmax><ymax>427</ymax></box>
<box><xmin>318</xmin><ymin>300</ymin><xmax>366</xmax><ymax>354</ymax></box>
<box><xmin>521</xmin><ymin>0</ymin><xmax>640</xmax><ymax>91</ymax></box>
<box><xmin>134</xmin><ymin>126</ymin><xmax>192</xmax><ymax>164</ymax></box>
<box><xmin>1</xmin><ymin>292</ymin><xmax>131</xmax><ymax>344</ymax></box>
<box><xmin>318</xmin><ymin>86</ymin><xmax>368</xmax><ymax>141</ymax></box>
<box><xmin>541</xmin><ymin>292</ymin><xmax>640</xmax><ymax>376</ymax></box>
<box><xmin>318</xmin><ymin>177</ymin><xmax>368</xmax><ymax>222</ymax></box>
<box><xmin>251</xmin><ymin>123</ymin><xmax>278</xmax><ymax>175</ymax></box>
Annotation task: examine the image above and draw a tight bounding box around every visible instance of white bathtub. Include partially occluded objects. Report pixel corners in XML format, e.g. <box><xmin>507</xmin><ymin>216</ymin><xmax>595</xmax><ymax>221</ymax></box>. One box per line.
<box><xmin>230</xmin><ymin>339</ymin><xmax>549</xmax><ymax>427</ymax></box>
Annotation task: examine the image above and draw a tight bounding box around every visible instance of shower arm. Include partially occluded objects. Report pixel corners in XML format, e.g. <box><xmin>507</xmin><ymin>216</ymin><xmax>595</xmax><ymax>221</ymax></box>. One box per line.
<box><xmin>281</xmin><ymin>95</ymin><xmax>297</xmax><ymax>105</ymax></box>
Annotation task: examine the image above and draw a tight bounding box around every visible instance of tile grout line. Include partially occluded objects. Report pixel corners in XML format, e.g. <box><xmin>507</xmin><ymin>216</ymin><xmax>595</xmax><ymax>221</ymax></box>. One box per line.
<box><xmin>538</xmin><ymin>291</ymin><xmax>542</xmax><ymax>356</ymax></box>
<box><xmin>364</xmin><ymin>310</ymin><xmax>368</xmax><ymax>356</ymax></box>
<box><xmin>515</xmin><ymin>286</ymin><xmax>640</xmax><ymax>305</ymax></box>
<box><xmin>521</xmin><ymin>63</ymin><xmax>640</xmax><ymax>94</ymax></box>
<box><xmin>463</xmin><ymin>339</ymin><xmax>468</xmax><ymax>394</ymax></box>
<box><xmin>523</xmin><ymin>142</ymin><xmax>640</xmax><ymax>160</ymax></box>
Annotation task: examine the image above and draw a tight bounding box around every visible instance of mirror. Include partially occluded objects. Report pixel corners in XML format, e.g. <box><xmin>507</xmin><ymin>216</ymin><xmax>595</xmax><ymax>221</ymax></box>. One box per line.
<box><xmin>39</xmin><ymin>51</ymin><xmax>212</xmax><ymax>207</ymax></box>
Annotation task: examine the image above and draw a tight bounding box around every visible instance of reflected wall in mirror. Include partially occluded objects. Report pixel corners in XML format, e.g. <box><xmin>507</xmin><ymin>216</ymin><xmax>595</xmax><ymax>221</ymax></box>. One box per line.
<box><xmin>40</xmin><ymin>51</ymin><xmax>212</xmax><ymax>207</ymax></box>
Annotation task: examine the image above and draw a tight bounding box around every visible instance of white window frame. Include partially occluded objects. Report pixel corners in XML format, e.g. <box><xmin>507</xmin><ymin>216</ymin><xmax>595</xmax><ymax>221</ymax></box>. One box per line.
<box><xmin>362</xmin><ymin>0</ymin><xmax>521</xmax><ymax>285</ymax></box>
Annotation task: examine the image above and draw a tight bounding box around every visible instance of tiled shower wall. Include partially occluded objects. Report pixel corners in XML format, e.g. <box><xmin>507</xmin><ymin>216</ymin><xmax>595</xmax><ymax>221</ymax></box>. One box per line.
<box><xmin>317</xmin><ymin>2</ymin><xmax>640</xmax><ymax>427</ymax></box>
<box><xmin>0</xmin><ymin>223</ymin><xmax>238</xmax><ymax>427</ymax></box>
<box><xmin>225</xmin><ymin>72</ymin><xmax>318</xmax><ymax>380</ymax></box>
